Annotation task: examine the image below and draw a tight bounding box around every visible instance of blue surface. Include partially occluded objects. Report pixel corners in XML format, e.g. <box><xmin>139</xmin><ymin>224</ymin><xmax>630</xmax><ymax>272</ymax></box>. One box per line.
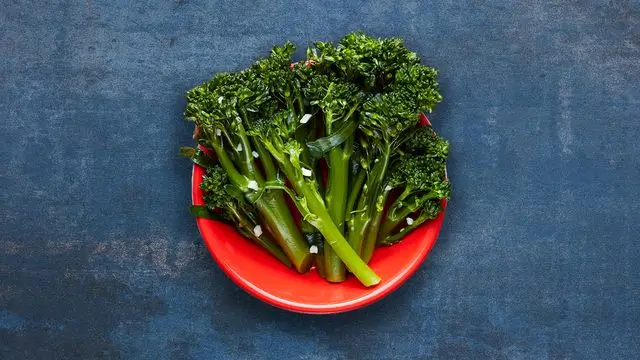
<box><xmin>2</xmin><ymin>1</ymin><xmax>639</xmax><ymax>358</ymax></box>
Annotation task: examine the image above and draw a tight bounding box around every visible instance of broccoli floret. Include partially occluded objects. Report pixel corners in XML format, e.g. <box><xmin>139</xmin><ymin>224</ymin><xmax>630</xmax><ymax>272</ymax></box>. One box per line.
<box><xmin>360</xmin><ymin>91</ymin><xmax>420</xmax><ymax>140</ymax></box>
<box><xmin>392</xmin><ymin>64</ymin><xmax>443</xmax><ymax>112</ymax></box>
<box><xmin>377</xmin><ymin>155</ymin><xmax>451</xmax><ymax>245</ymax></box>
<box><xmin>250</xmin><ymin>42</ymin><xmax>308</xmax><ymax>116</ymax></box>
<box><xmin>307</xmin><ymin>32</ymin><xmax>420</xmax><ymax>92</ymax></box>
<box><xmin>402</xmin><ymin>125</ymin><xmax>450</xmax><ymax>158</ymax></box>
<box><xmin>392</xmin><ymin>155</ymin><xmax>450</xmax><ymax>201</ymax></box>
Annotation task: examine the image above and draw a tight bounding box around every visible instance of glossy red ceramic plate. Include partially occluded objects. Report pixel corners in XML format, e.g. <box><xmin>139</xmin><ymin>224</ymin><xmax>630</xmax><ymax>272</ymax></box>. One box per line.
<box><xmin>191</xmin><ymin>114</ymin><xmax>447</xmax><ymax>314</ymax></box>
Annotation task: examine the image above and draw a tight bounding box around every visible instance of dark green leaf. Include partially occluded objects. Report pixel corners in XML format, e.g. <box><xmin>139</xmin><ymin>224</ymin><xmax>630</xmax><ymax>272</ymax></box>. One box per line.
<box><xmin>306</xmin><ymin>119</ymin><xmax>358</xmax><ymax>158</ymax></box>
<box><xmin>179</xmin><ymin>146</ymin><xmax>196</xmax><ymax>158</ymax></box>
<box><xmin>181</xmin><ymin>146</ymin><xmax>215</xmax><ymax>168</ymax></box>
<box><xmin>189</xmin><ymin>205</ymin><xmax>226</xmax><ymax>221</ymax></box>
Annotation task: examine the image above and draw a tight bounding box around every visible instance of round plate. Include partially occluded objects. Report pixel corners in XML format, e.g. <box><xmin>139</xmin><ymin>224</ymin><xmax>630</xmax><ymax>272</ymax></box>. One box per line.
<box><xmin>191</xmin><ymin>114</ymin><xmax>447</xmax><ymax>314</ymax></box>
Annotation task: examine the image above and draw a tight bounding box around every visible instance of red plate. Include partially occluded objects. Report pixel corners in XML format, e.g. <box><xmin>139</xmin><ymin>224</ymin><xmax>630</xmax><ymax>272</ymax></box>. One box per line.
<box><xmin>191</xmin><ymin>114</ymin><xmax>447</xmax><ymax>314</ymax></box>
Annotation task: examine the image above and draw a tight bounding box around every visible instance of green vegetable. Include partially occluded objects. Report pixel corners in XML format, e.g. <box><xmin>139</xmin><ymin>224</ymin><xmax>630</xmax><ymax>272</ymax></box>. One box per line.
<box><xmin>248</xmin><ymin>108</ymin><xmax>380</xmax><ymax>287</ymax></box>
<box><xmin>185</xmin><ymin>70</ymin><xmax>313</xmax><ymax>273</ymax></box>
<box><xmin>199</xmin><ymin>165</ymin><xmax>293</xmax><ymax>268</ymax></box>
<box><xmin>251</xmin><ymin>45</ymin><xmax>328</xmax><ymax>262</ymax></box>
<box><xmin>376</xmin><ymin>155</ymin><xmax>450</xmax><ymax>247</ymax></box>
<box><xmin>345</xmin><ymin>64</ymin><xmax>445</xmax><ymax>262</ymax></box>
<box><xmin>347</xmin><ymin>90</ymin><xmax>423</xmax><ymax>260</ymax></box>
<box><xmin>302</xmin><ymin>74</ymin><xmax>365</xmax><ymax>281</ymax></box>
<box><xmin>182</xmin><ymin>31</ymin><xmax>450</xmax><ymax>287</ymax></box>
<box><xmin>374</xmin><ymin>126</ymin><xmax>450</xmax><ymax>247</ymax></box>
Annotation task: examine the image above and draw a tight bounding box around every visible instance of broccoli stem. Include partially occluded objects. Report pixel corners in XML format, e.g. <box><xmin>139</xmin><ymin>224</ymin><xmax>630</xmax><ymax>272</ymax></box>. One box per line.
<box><xmin>286</xmin><ymin>98</ymin><xmax>297</xmax><ymax>117</ymax></box>
<box><xmin>315</xmin><ymin>253</ymin><xmax>327</xmax><ymax>279</ymax></box>
<box><xmin>209</xmin><ymin>134</ymin><xmax>313</xmax><ymax>272</ymax></box>
<box><xmin>292</xmin><ymin>111</ymin><xmax>314</xmax><ymax>173</ymax></box>
<box><xmin>361</xmin><ymin>184</ymin><xmax>394</xmax><ymax>263</ymax></box>
<box><xmin>322</xmin><ymin>112</ymin><xmax>349</xmax><ymax>281</ymax></box>
<box><xmin>234</xmin><ymin>122</ymin><xmax>264</xmax><ymax>182</ymax></box>
<box><xmin>251</xmin><ymin>139</ymin><xmax>278</xmax><ymax>181</ymax></box>
<box><xmin>254</xmin><ymin>190</ymin><xmax>314</xmax><ymax>272</ymax></box>
<box><xmin>377</xmin><ymin>192</ymin><xmax>440</xmax><ymax>244</ymax></box>
<box><xmin>380</xmin><ymin>212</ymin><xmax>433</xmax><ymax>245</ymax></box>
<box><xmin>296</xmin><ymin>94</ymin><xmax>305</xmax><ymax>115</ymax></box>
<box><xmin>208</xmin><ymin>135</ymin><xmax>252</xmax><ymax>191</ymax></box>
<box><xmin>345</xmin><ymin>170</ymin><xmax>366</xmax><ymax>219</ymax></box>
<box><xmin>348</xmin><ymin>144</ymin><xmax>391</xmax><ymax>257</ymax></box>
<box><xmin>377</xmin><ymin>204</ymin><xmax>414</xmax><ymax>244</ymax></box>
<box><xmin>278</xmin><ymin>155</ymin><xmax>380</xmax><ymax>287</ymax></box>
<box><xmin>253</xmin><ymin>233</ymin><xmax>294</xmax><ymax>268</ymax></box>
<box><xmin>293</xmin><ymin>107</ymin><xmax>328</xmax><ymax>269</ymax></box>
<box><xmin>311</xmin><ymin>114</ymin><xmax>326</xmax><ymax>196</ymax></box>
<box><xmin>239</xmin><ymin>110</ymin><xmax>279</xmax><ymax>182</ymax></box>
<box><xmin>229</xmin><ymin>206</ymin><xmax>293</xmax><ymax>267</ymax></box>
<box><xmin>323</xmin><ymin>144</ymin><xmax>349</xmax><ymax>281</ymax></box>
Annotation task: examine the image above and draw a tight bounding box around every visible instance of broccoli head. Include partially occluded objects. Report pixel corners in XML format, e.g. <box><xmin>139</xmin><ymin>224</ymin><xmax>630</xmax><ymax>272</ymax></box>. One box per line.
<box><xmin>403</xmin><ymin>125</ymin><xmax>450</xmax><ymax>159</ymax></box>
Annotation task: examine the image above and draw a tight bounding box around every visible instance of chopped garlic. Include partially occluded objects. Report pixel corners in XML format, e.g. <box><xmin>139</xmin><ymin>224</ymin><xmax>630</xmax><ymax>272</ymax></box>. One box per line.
<box><xmin>247</xmin><ymin>180</ymin><xmax>259</xmax><ymax>191</ymax></box>
<box><xmin>300</xmin><ymin>114</ymin><xmax>312</xmax><ymax>124</ymax></box>
<box><xmin>406</xmin><ymin>217</ymin><xmax>414</xmax><ymax>225</ymax></box>
<box><xmin>252</xmin><ymin>151</ymin><xmax>259</xmax><ymax>158</ymax></box>
<box><xmin>253</xmin><ymin>225</ymin><xmax>263</xmax><ymax>237</ymax></box>
<box><xmin>217</xmin><ymin>96</ymin><xmax>224</xmax><ymax>104</ymax></box>
<box><xmin>215</xmin><ymin>128</ymin><xmax>222</xmax><ymax>136</ymax></box>
<box><xmin>236</xmin><ymin>143</ymin><xmax>242</xmax><ymax>152</ymax></box>
<box><xmin>384</xmin><ymin>185</ymin><xmax>392</xmax><ymax>192</ymax></box>
<box><xmin>301</xmin><ymin>167</ymin><xmax>313</xmax><ymax>177</ymax></box>
<box><xmin>309</xmin><ymin>245</ymin><xmax>318</xmax><ymax>254</ymax></box>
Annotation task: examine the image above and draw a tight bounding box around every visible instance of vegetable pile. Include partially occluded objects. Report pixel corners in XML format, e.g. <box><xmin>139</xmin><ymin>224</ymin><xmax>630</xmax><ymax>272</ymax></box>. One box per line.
<box><xmin>182</xmin><ymin>32</ymin><xmax>450</xmax><ymax>287</ymax></box>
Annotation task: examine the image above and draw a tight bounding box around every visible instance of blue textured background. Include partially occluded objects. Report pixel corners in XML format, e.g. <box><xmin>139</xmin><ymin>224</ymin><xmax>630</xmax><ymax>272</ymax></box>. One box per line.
<box><xmin>2</xmin><ymin>1</ymin><xmax>639</xmax><ymax>359</ymax></box>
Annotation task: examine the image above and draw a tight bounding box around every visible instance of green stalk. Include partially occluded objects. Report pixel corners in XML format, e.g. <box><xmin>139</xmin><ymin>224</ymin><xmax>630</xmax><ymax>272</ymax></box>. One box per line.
<box><xmin>348</xmin><ymin>143</ymin><xmax>391</xmax><ymax>256</ymax></box>
<box><xmin>381</xmin><ymin>213</ymin><xmax>433</xmax><ymax>245</ymax></box>
<box><xmin>361</xmin><ymin>184</ymin><xmax>393</xmax><ymax>263</ymax></box>
<box><xmin>347</xmin><ymin>184</ymin><xmax>372</xmax><ymax>255</ymax></box>
<box><xmin>292</xmin><ymin>112</ymin><xmax>314</xmax><ymax>170</ymax></box>
<box><xmin>251</xmin><ymin>139</ymin><xmax>278</xmax><ymax>181</ymax></box>
<box><xmin>208</xmin><ymin>135</ymin><xmax>252</xmax><ymax>191</ymax></box>
<box><xmin>251</xmin><ymin>233</ymin><xmax>293</xmax><ymax>268</ymax></box>
<box><xmin>345</xmin><ymin>170</ymin><xmax>366</xmax><ymax>219</ymax></box>
<box><xmin>286</xmin><ymin>98</ymin><xmax>297</xmax><ymax>117</ymax></box>
<box><xmin>208</xmin><ymin>132</ymin><xmax>312</xmax><ymax>272</ymax></box>
<box><xmin>377</xmin><ymin>203</ymin><xmax>414</xmax><ymax>244</ymax></box>
<box><xmin>278</xmin><ymin>156</ymin><xmax>380</xmax><ymax>287</ymax></box>
<box><xmin>254</xmin><ymin>191</ymin><xmax>313</xmax><ymax>272</ymax></box>
<box><xmin>359</xmin><ymin>146</ymin><xmax>392</xmax><ymax>261</ymax></box>
<box><xmin>323</xmin><ymin>144</ymin><xmax>349</xmax><ymax>282</ymax></box>
<box><xmin>233</xmin><ymin>122</ymin><xmax>264</xmax><ymax>184</ymax></box>
<box><xmin>311</xmin><ymin>114</ymin><xmax>325</xmax><ymax>197</ymax></box>
<box><xmin>315</xmin><ymin>253</ymin><xmax>327</xmax><ymax>279</ymax></box>
<box><xmin>294</xmin><ymin>102</ymin><xmax>327</xmax><ymax>271</ymax></box>
<box><xmin>229</xmin><ymin>206</ymin><xmax>292</xmax><ymax>267</ymax></box>
<box><xmin>377</xmin><ymin>192</ymin><xmax>440</xmax><ymax>244</ymax></box>
<box><xmin>309</xmin><ymin>199</ymin><xmax>380</xmax><ymax>286</ymax></box>
<box><xmin>296</xmin><ymin>92</ymin><xmax>306</xmax><ymax>116</ymax></box>
<box><xmin>322</xmin><ymin>112</ymin><xmax>348</xmax><ymax>281</ymax></box>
